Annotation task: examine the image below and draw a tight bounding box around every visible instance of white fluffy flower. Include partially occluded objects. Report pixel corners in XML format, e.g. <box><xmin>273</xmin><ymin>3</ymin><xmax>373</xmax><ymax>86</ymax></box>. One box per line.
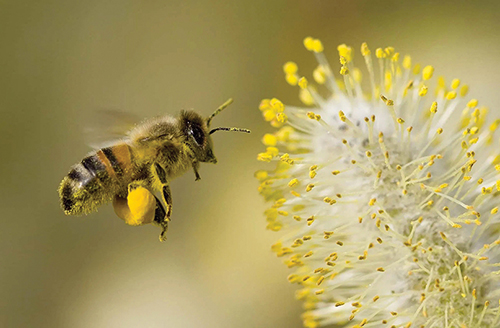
<box><xmin>256</xmin><ymin>38</ymin><xmax>500</xmax><ymax>328</ymax></box>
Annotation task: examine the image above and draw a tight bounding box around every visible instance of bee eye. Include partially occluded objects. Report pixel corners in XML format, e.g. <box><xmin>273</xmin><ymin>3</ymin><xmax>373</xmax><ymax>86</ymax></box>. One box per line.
<box><xmin>190</xmin><ymin>125</ymin><xmax>205</xmax><ymax>145</ymax></box>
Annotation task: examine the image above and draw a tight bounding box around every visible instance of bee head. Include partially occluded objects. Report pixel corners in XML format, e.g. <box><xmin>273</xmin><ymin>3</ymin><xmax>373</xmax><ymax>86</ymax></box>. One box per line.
<box><xmin>180</xmin><ymin>99</ymin><xmax>250</xmax><ymax>164</ymax></box>
<box><xmin>180</xmin><ymin>110</ymin><xmax>217</xmax><ymax>163</ymax></box>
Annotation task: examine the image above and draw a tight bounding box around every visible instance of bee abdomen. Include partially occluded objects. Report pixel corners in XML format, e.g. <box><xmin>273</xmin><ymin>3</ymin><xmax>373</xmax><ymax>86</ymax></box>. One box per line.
<box><xmin>60</xmin><ymin>146</ymin><xmax>130</xmax><ymax>215</ymax></box>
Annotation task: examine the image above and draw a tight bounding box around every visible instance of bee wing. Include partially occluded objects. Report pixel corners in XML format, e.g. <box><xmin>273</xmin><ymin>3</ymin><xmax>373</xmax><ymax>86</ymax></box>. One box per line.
<box><xmin>84</xmin><ymin>109</ymin><xmax>140</xmax><ymax>149</ymax></box>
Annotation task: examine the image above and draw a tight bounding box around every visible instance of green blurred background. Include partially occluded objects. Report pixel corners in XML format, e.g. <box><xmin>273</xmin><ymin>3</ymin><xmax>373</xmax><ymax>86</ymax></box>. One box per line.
<box><xmin>2</xmin><ymin>1</ymin><xmax>500</xmax><ymax>327</ymax></box>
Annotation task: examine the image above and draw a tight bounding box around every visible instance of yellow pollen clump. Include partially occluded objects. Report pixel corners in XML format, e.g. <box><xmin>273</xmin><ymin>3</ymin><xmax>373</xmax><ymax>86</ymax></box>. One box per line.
<box><xmin>288</xmin><ymin>178</ymin><xmax>299</xmax><ymax>187</ymax></box>
<box><xmin>422</xmin><ymin>65</ymin><xmax>434</xmax><ymax>80</ymax></box>
<box><xmin>113</xmin><ymin>186</ymin><xmax>156</xmax><ymax>226</ymax></box>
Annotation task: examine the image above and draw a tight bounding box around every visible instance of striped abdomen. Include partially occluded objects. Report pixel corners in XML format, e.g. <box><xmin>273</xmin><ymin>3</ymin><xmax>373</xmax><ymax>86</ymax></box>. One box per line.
<box><xmin>59</xmin><ymin>144</ymin><xmax>133</xmax><ymax>215</ymax></box>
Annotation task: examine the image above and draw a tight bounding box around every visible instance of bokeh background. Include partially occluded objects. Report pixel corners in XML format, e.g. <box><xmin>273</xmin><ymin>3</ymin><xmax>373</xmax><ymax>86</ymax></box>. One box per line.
<box><xmin>2</xmin><ymin>1</ymin><xmax>500</xmax><ymax>327</ymax></box>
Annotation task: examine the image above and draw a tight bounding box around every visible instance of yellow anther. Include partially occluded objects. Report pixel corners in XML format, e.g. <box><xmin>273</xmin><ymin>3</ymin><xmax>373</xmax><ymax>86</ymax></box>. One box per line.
<box><xmin>309</xmin><ymin>170</ymin><xmax>317</xmax><ymax>179</ymax></box>
<box><xmin>353</xmin><ymin>68</ymin><xmax>362</xmax><ymax>83</ymax></box>
<box><xmin>306</xmin><ymin>184</ymin><xmax>315</xmax><ymax>192</ymax></box>
<box><xmin>288</xmin><ymin>178</ymin><xmax>299</xmax><ymax>187</ymax></box>
<box><xmin>469</xmin><ymin>137</ymin><xmax>478</xmax><ymax>144</ymax></box>
<box><xmin>266</xmin><ymin>147</ymin><xmax>279</xmax><ymax>157</ymax></box>
<box><xmin>263</xmin><ymin>109</ymin><xmax>276</xmax><ymax>121</ymax></box>
<box><xmin>337</xmin><ymin>44</ymin><xmax>352</xmax><ymax>62</ymax></box>
<box><xmin>257</xmin><ymin>152</ymin><xmax>273</xmax><ymax>162</ymax></box>
<box><xmin>402</xmin><ymin>55</ymin><xmax>412</xmax><ymax>70</ymax></box>
<box><xmin>422</xmin><ymin>65</ymin><xmax>434</xmax><ymax>80</ymax></box>
<box><xmin>332</xmin><ymin>170</ymin><xmax>340</xmax><ymax>175</ymax></box>
<box><xmin>339</xmin><ymin>111</ymin><xmax>346</xmax><ymax>121</ymax></box>
<box><xmin>259</xmin><ymin>99</ymin><xmax>271</xmax><ymax>111</ymax></box>
<box><xmin>437</xmin><ymin>128</ymin><xmax>443</xmax><ymax>134</ymax></box>
<box><xmin>277</xmin><ymin>210</ymin><xmax>288</xmax><ymax>216</ymax></box>
<box><xmin>369</xmin><ymin>198</ymin><xmax>376</xmax><ymax>206</ymax></box>
<box><xmin>299</xmin><ymin>89</ymin><xmax>314</xmax><ymax>106</ymax></box>
<box><xmin>270</xmin><ymin>98</ymin><xmax>284</xmax><ymax>111</ymax></box>
<box><xmin>491</xmin><ymin>207</ymin><xmax>498</xmax><ymax>214</ymax></box>
<box><xmin>451</xmin><ymin>79</ymin><xmax>460</xmax><ymax>89</ymax></box>
<box><xmin>312</xmin><ymin>39</ymin><xmax>324</xmax><ymax>53</ymax></box>
<box><xmin>375</xmin><ymin>48</ymin><xmax>384</xmax><ymax>58</ymax></box>
<box><xmin>285</xmin><ymin>74</ymin><xmax>299</xmax><ymax>86</ymax></box>
<box><xmin>429</xmin><ymin>102</ymin><xmax>438</xmax><ymax>114</ymax></box>
<box><xmin>307</xmin><ymin>215</ymin><xmax>315</xmax><ymax>226</ymax></box>
<box><xmin>303</xmin><ymin>37</ymin><xmax>315</xmax><ymax>51</ymax></box>
<box><xmin>391</xmin><ymin>52</ymin><xmax>400</xmax><ymax>62</ymax></box>
<box><xmin>467</xmin><ymin>99</ymin><xmax>478</xmax><ymax>108</ymax></box>
<box><xmin>340</xmin><ymin>66</ymin><xmax>349</xmax><ymax>75</ymax></box>
<box><xmin>298</xmin><ymin>77</ymin><xmax>308</xmax><ymax>89</ymax></box>
<box><xmin>339</xmin><ymin>56</ymin><xmax>347</xmax><ymax>66</ymax></box>
<box><xmin>283</xmin><ymin>61</ymin><xmax>298</xmax><ymax>74</ymax></box>
<box><xmin>437</xmin><ymin>76</ymin><xmax>445</xmax><ymax>90</ymax></box>
<box><xmin>262</xmin><ymin>134</ymin><xmax>278</xmax><ymax>146</ymax></box>
<box><xmin>397</xmin><ymin>118</ymin><xmax>405</xmax><ymax>124</ymax></box>
<box><xmin>490</xmin><ymin>120</ymin><xmax>500</xmax><ymax>131</ymax></box>
<box><xmin>446</xmin><ymin>91</ymin><xmax>457</xmax><ymax>100</ymax></box>
<box><xmin>254</xmin><ymin>170</ymin><xmax>268</xmax><ymax>181</ymax></box>
<box><xmin>276</xmin><ymin>112</ymin><xmax>287</xmax><ymax>123</ymax></box>
<box><xmin>361</xmin><ymin>42</ymin><xmax>370</xmax><ymax>56</ymax></box>
<box><xmin>413</xmin><ymin>63</ymin><xmax>421</xmax><ymax>75</ymax></box>
<box><xmin>460</xmin><ymin>85</ymin><xmax>469</xmax><ymax>97</ymax></box>
<box><xmin>313</xmin><ymin>66</ymin><xmax>326</xmax><ymax>84</ymax></box>
<box><xmin>419</xmin><ymin>85</ymin><xmax>428</xmax><ymax>96</ymax></box>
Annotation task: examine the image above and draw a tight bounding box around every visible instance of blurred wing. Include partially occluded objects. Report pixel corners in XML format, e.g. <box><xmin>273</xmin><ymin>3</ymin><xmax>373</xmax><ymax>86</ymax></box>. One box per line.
<box><xmin>84</xmin><ymin>109</ymin><xmax>140</xmax><ymax>149</ymax></box>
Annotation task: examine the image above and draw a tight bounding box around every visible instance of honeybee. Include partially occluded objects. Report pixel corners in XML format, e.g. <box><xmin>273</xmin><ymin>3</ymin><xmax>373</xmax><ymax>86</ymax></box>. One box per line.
<box><xmin>58</xmin><ymin>99</ymin><xmax>250</xmax><ymax>242</ymax></box>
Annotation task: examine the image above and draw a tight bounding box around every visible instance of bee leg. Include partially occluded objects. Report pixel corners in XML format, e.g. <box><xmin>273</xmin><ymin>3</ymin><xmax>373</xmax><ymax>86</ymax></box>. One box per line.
<box><xmin>189</xmin><ymin>157</ymin><xmax>201</xmax><ymax>181</ymax></box>
<box><xmin>154</xmin><ymin>163</ymin><xmax>173</xmax><ymax>242</ymax></box>
<box><xmin>192</xmin><ymin>162</ymin><xmax>201</xmax><ymax>181</ymax></box>
<box><xmin>152</xmin><ymin>195</ymin><xmax>169</xmax><ymax>242</ymax></box>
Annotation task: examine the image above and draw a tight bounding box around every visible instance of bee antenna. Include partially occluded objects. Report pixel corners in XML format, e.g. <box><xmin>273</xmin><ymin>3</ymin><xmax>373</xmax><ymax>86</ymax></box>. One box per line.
<box><xmin>206</xmin><ymin>98</ymin><xmax>234</xmax><ymax>128</ymax></box>
<box><xmin>209</xmin><ymin>127</ymin><xmax>251</xmax><ymax>135</ymax></box>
